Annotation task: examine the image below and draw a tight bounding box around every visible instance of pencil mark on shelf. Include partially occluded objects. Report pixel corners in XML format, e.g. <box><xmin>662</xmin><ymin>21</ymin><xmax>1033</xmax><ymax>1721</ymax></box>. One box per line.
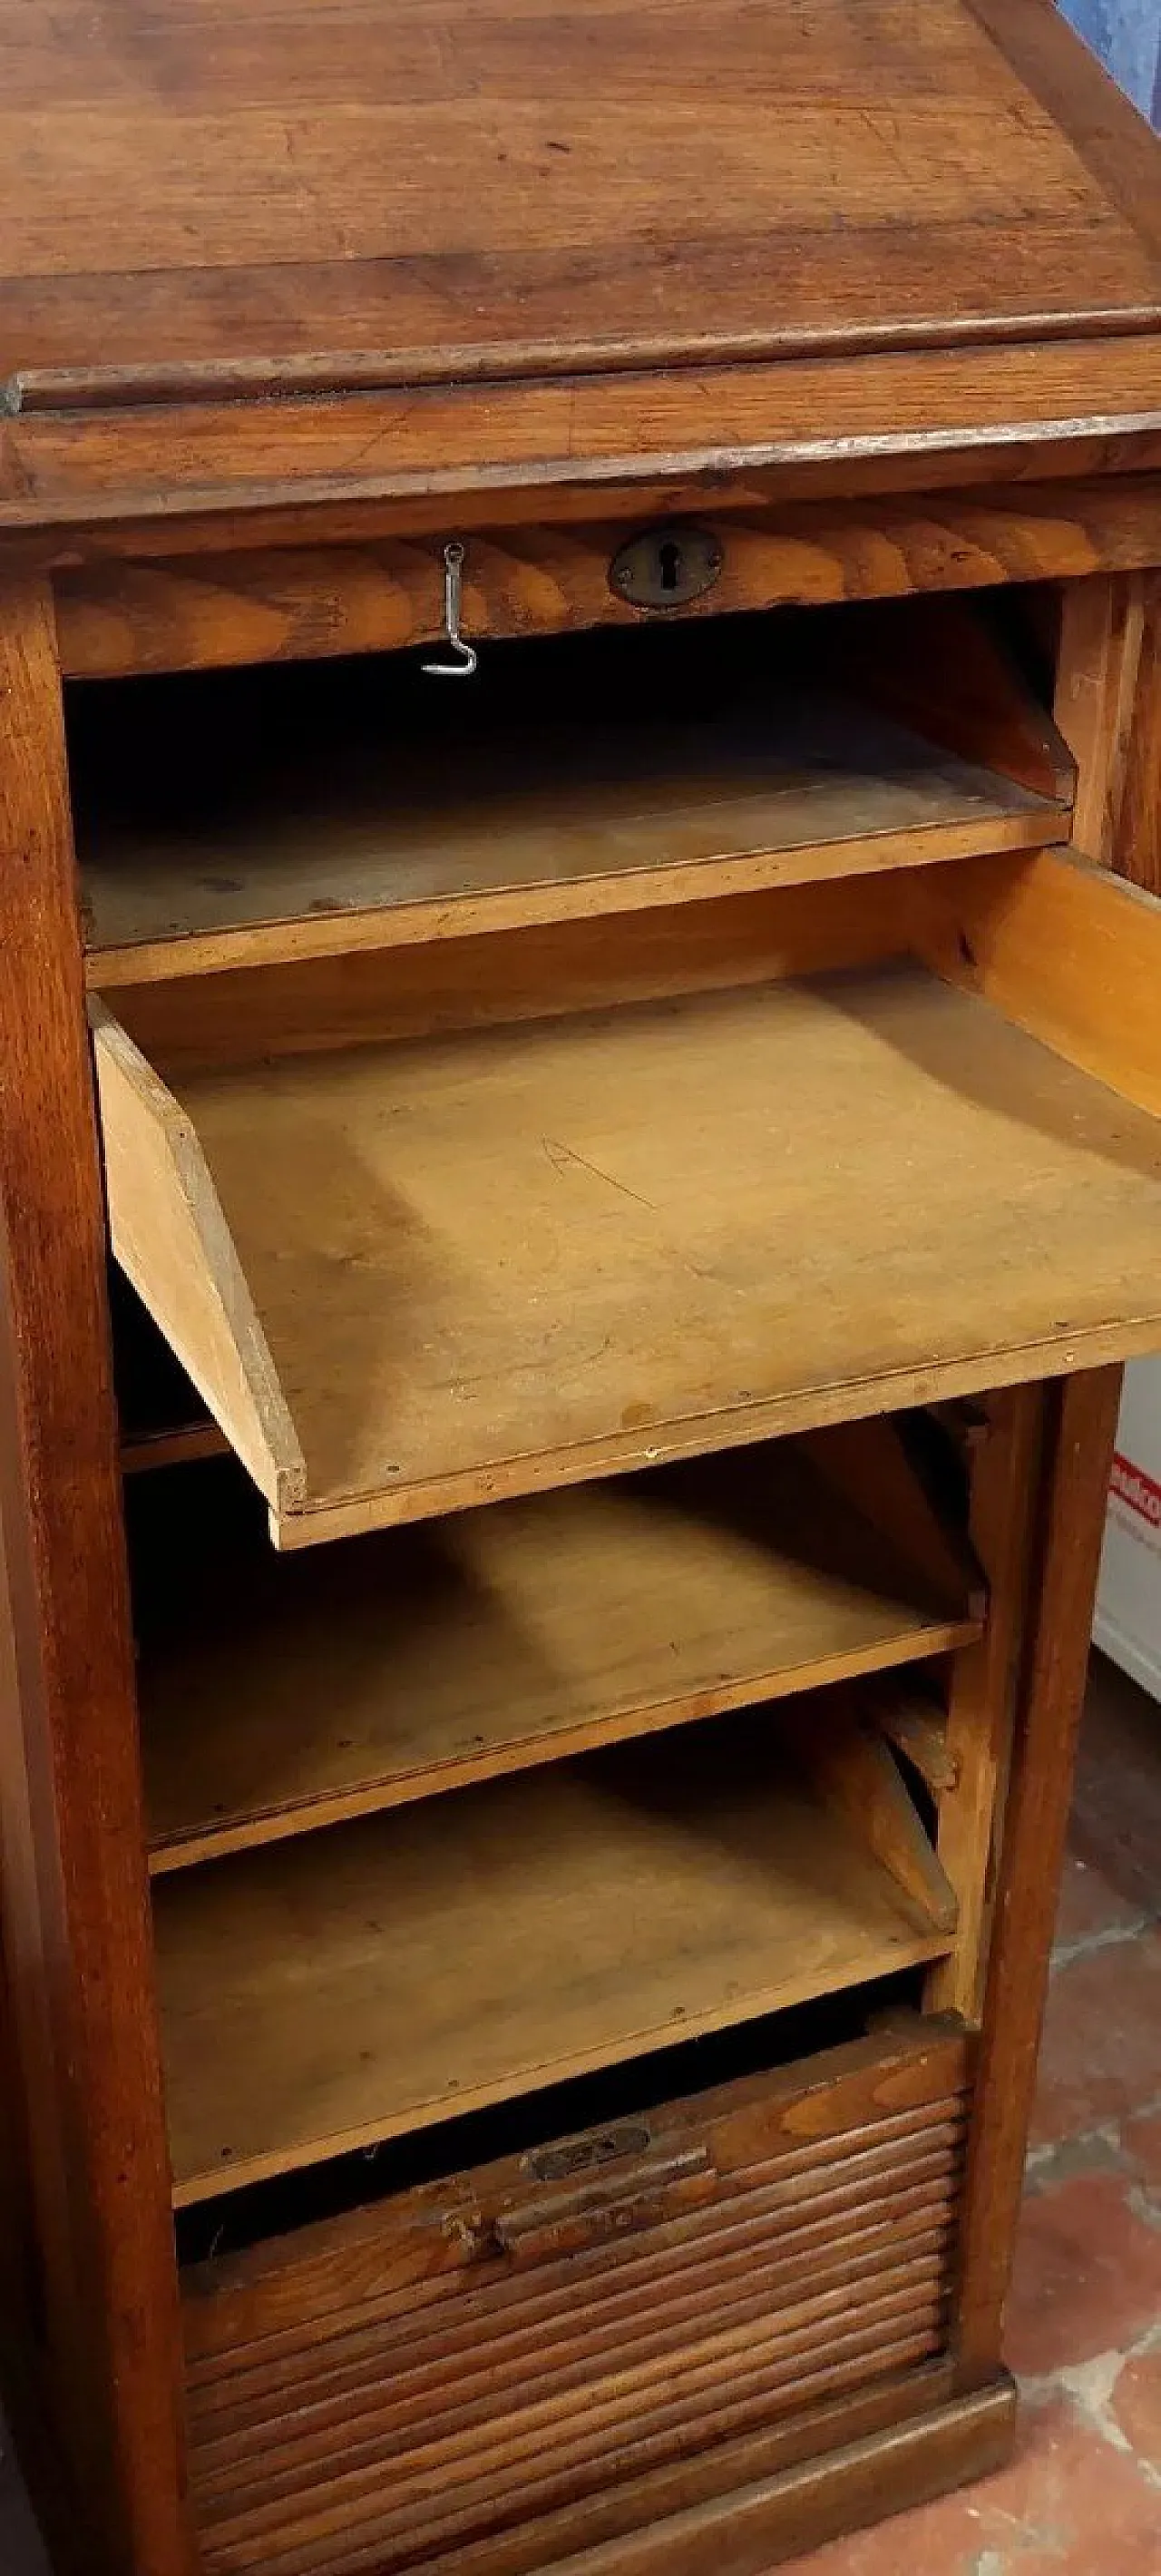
<box><xmin>541</xmin><ymin>1136</ymin><xmax>655</xmax><ymax>1210</ymax></box>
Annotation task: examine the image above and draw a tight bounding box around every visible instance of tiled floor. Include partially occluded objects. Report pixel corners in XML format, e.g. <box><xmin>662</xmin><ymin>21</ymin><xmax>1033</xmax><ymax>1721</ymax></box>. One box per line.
<box><xmin>2</xmin><ymin>1652</ymin><xmax>1157</xmax><ymax>2576</ymax></box>
<box><xmin>795</xmin><ymin>1649</ymin><xmax>1161</xmax><ymax>2575</ymax></box>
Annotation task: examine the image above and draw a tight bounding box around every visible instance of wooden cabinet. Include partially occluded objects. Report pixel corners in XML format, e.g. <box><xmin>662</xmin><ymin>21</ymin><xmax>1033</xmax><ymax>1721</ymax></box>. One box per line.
<box><xmin>1</xmin><ymin>5</ymin><xmax>1160</xmax><ymax>2573</ymax></box>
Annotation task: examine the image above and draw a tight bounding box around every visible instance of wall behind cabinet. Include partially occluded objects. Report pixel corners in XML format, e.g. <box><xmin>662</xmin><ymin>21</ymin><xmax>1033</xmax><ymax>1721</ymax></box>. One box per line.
<box><xmin>1058</xmin><ymin>0</ymin><xmax>1161</xmax><ymax>117</ymax></box>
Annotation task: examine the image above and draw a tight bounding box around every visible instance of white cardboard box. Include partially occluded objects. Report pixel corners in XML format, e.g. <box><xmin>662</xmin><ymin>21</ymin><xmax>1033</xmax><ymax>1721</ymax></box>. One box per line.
<box><xmin>1095</xmin><ymin>1358</ymin><xmax>1161</xmax><ymax>1699</ymax></box>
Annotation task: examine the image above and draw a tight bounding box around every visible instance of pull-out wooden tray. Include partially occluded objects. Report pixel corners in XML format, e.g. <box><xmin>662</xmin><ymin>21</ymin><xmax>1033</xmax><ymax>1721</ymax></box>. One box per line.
<box><xmin>134</xmin><ymin>1421</ymin><xmax>981</xmax><ymax>1872</ymax></box>
<box><xmin>93</xmin><ymin>850</ymin><xmax>1161</xmax><ymax>1546</ymax></box>
<box><xmin>152</xmin><ymin>1693</ymin><xmax>959</xmax><ymax>2205</ymax></box>
<box><xmin>75</xmin><ymin>599</ymin><xmax>1071</xmax><ymax>984</ymax></box>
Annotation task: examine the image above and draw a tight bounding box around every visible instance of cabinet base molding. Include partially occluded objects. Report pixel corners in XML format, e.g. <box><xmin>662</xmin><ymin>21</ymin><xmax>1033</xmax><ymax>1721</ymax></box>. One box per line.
<box><xmin>531</xmin><ymin>2375</ymin><xmax>1017</xmax><ymax>2576</ymax></box>
<box><xmin>180</xmin><ymin>2365</ymin><xmax>1018</xmax><ymax>2576</ymax></box>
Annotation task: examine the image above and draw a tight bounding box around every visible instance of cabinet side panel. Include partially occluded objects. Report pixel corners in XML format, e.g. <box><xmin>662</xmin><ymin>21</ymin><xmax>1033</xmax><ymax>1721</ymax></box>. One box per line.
<box><xmin>0</xmin><ymin>574</ymin><xmax>192</xmax><ymax>2573</ymax></box>
<box><xmin>964</xmin><ymin>0</ymin><xmax>1161</xmax><ymax>261</ymax></box>
<box><xmin>955</xmin><ymin>1366</ymin><xmax>1123</xmax><ymax>2375</ymax></box>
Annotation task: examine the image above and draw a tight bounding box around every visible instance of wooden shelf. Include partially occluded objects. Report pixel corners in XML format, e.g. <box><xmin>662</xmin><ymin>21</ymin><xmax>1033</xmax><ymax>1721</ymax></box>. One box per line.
<box><xmin>109</xmin><ymin>1264</ymin><xmax>223</xmax><ymax>1471</ymax></box>
<box><xmin>75</xmin><ymin>604</ymin><xmax>1069</xmax><ymax>984</ymax></box>
<box><xmin>122</xmin><ymin>1420</ymin><xmax>228</xmax><ymax>1475</ymax></box>
<box><xmin>134</xmin><ymin>1423</ymin><xmax>982</xmax><ymax>1873</ymax></box>
<box><xmin>93</xmin><ymin>866</ymin><xmax>1161</xmax><ymax>1546</ymax></box>
<box><xmin>152</xmin><ymin>1702</ymin><xmax>957</xmax><ymax>2205</ymax></box>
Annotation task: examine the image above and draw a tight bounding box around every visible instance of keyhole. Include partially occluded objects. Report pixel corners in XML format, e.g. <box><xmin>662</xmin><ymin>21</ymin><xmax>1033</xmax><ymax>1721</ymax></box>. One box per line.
<box><xmin>659</xmin><ymin>539</ymin><xmax>683</xmax><ymax>594</ymax></box>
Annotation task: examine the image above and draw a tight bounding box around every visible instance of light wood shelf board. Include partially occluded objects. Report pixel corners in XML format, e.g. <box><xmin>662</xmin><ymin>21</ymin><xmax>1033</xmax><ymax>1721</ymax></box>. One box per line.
<box><xmin>152</xmin><ymin>1709</ymin><xmax>955</xmax><ymax>2205</ymax></box>
<box><xmin>122</xmin><ymin>1419</ymin><xmax>229</xmax><ymax>1475</ymax></box>
<box><xmin>76</xmin><ymin>658</ymin><xmax>1065</xmax><ymax>985</ymax></box>
<box><xmin>874</xmin><ymin>1690</ymin><xmax>958</xmax><ymax>1798</ymax></box>
<box><xmin>138</xmin><ymin>1426</ymin><xmax>982</xmax><ymax>1872</ymax></box>
<box><xmin>93</xmin><ymin>953</ymin><xmax>1161</xmax><ymax>1545</ymax></box>
<box><xmin>85</xmin><ymin>802</ymin><xmax>1060</xmax><ymax>989</ymax></box>
<box><xmin>92</xmin><ymin>994</ymin><xmax>307</xmax><ymax>1518</ymax></box>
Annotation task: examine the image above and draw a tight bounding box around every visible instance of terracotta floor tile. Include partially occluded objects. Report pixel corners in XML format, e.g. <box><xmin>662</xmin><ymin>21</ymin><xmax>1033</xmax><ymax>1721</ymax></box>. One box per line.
<box><xmin>773</xmin><ymin>2485</ymin><xmax>1000</xmax><ymax>2574</ymax></box>
<box><xmin>787</xmin><ymin>2394</ymin><xmax>1160</xmax><ymax>2572</ymax></box>
<box><xmin>1052</xmin><ymin>1850</ymin><xmax>1146</xmax><ymax>1954</ymax></box>
<box><xmin>1029</xmin><ymin>1927</ymin><xmax>1161</xmax><ymax>2151</ymax></box>
<box><xmin>1108</xmin><ymin>2343</ymin><xmax>1161</xmax><ymax>2475</ymax></box>
<box><xmin>1005</xmin><ymin>2170</ymin><xmax>1161</xmax><ymax>2378</ymax></box>
<box><xmin>1122</xmin><ymin>2105</ymin><xmax>1161</xmax><ymax>2192</ymax></box>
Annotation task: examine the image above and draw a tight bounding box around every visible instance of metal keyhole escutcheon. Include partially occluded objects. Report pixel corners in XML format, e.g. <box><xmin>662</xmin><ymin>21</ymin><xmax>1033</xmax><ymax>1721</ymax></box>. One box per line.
<box><xmin>609</xmin><ymin>523</ymin><xmax>725</xmax><ymax>612</ymax></box>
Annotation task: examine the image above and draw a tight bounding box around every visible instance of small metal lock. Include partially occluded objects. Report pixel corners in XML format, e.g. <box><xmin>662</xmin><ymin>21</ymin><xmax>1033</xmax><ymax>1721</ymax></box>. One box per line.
<box><xmin>523</xmin><ymin>2120</ymin><xmax>652</xmax><ymax>2183</ymax></box>
<box><xmin>609</xmin><ymin>522</ymin><xmax>724</xmax><ymax>612</ymax></box>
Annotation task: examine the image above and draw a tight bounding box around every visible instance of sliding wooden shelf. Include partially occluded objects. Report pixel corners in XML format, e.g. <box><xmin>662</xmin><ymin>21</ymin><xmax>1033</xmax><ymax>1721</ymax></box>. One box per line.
<box><xmin>75</xmin><ymin>602</ymin><xmax>1071</xmax><ymax>985</ymax></box>
<box><xmin>134</xmin><ymin>1422</ymin><xmax>982</xmax><ymax>1873</ymax></box>
<box><xmin>110</xmin><ymin>1266</ymin><xmax>225</xmax><ymax>1473</ymax></box>
<box><xmin>93</xmin><ymin>852</ymin><xmax>1161</xmax><ymax>1548</ymax></box>
<box><xmin>152</xmin><ymin>1699</ymin><xmax>958</xmax><ymax>2205</ymax></box>
<box><xmin>122</xmin><ymin>1420</ymin><xmax>227</xmax><ymax>1475</ymax></box>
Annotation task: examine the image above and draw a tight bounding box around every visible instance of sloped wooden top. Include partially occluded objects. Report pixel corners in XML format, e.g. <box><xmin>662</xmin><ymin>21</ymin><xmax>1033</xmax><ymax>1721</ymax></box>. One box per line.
<box><xmin>1</xmin><ymin>0</ymin><xmax>1159</xmax><ymax>414</ymax></box>
<box><xmin>2</xmin><ymin>0</ymin><xmax>1160</xmax><ymax>534</ymax></box>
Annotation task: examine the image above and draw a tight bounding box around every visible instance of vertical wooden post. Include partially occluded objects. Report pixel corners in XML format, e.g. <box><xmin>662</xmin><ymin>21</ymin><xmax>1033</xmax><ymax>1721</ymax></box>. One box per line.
<box><xmin>1112</xmin><ymin>573</ymin><xmax>1161</xmax><ymax>895</ymax></box>
<box><xmin>955</xmin><ymin>1366</ymin><xmax>1122</xmax><ymax>2381</ymax></box>
<box><xmin>0</xmin><ymin>573</ymin><xmax>193</xmax><ymax>2574</ymax></box>
<box><xmin>926</xmin><ymin>1385</ymin><xmax>1045</xmax><ymax>2023</ymax></box>
<box><xmin>1054</xmin><ymin>572</ymin><xmax>1147</xmax><ymax>867</ymax></box>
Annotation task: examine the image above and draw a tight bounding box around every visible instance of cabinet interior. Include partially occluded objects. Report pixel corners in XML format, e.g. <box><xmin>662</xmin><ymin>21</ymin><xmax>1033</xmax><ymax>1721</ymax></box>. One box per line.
<box><xmin>83</xmin><ymin>576</ymin><xmax>1155</xmax><ymax>2285</ymax></box>
<box><xmin>73</xmin><ymin>593</ymin><xmax>1072</xmax><ymax>984</ymax></box>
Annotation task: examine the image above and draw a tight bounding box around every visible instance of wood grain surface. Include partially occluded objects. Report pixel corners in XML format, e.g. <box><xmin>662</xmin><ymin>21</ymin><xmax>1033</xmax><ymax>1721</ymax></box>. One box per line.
<box><xmin>917</xmin><ymin>846</ymin><xmax>1161</xmax><ymax>1118</ymax></box>
<box><xmin>89</xmin><ymin>995</ymin><xmax>307</xmax><ymax>1518</ymax></box>
<box><xmin>181</xmin><ymin>2019</ymin><xmax>972</xmax><ymax>2351</ymax></box>
<box><xmin>5</xmin><ymin>340</ymin><xmax>1161</xmax><ymax>542</ymax></box>
<box><xmin>1113</xmin><ymin>573</ymin><xmax>1161</xmax><ymax>893</ymax></box>
<box><xmin>53</xmin><ymin>486</ymin><xmax>1161</xmax><ymax>681</ymax></box>
<box><xmin>0</xmin><ymin>3</ymin><xmax>1156</xmax><ymax>2568</ymax></box>
<box><xmin>925</xmin><ymin>1386</ymin><xmax>1045</xmax><ymax>2023</ymax></box>
<box><xmin>153</xmin><ymin>1703</ymin><xmax>955</xmax><ymax>2201</ymax></box>
<box><xmin>1055</xmin><ymin>572</ymin><xmax>1149</xmax><ymax>864</ymax></box>
<box><xmin>95</xmin><ymin>950</ymin><xmax>1161</xmax><ymax>1543</ymax></box>
<box><xmin>0</xmin><ymin>577</ymin><xmax>192</xmax><ymax>2571</ymax></box>
<box><xmin>74</xmin><ymin>600</ymin><xmax>1067</xmax><ymax>981</ymax></box>
<box><xmin>138</xmin><ymin>1425</ymin><xmax>981</xmax><ymax>1870</ymax></box>
<box><xmin>469</xmin><ymin>2380</ymin><xmax>1015</xmax><ymax>2576</ymax></box>
<box><xmin>956</xmin><ymin>1366</ymin><xmax>1123</xmax><ymax>2375</ymax></box>
<box><xmin>178</xmin><ymin>2025</ymin><xmax>971</xmax><ymax>2575</ymax></box>
<box><xmin>0</xmin><ymin>0</ymin><xmax>1157</xmax><ymax>415</ymax></box>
